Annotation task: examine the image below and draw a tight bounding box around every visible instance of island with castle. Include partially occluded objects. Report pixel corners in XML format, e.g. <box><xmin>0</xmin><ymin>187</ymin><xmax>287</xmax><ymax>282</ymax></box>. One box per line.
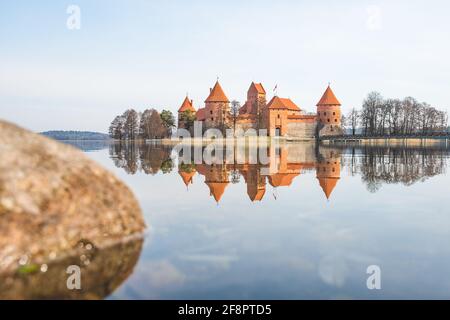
<box><xmin>177</xmin><ymin>80</ymin><xmax>343</xmax><ymax>139</ymax></box>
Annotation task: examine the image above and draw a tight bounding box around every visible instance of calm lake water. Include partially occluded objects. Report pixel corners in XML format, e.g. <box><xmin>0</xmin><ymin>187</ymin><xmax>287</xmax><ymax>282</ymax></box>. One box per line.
<box><xmin>79</xmin><ymin>141</ymin><xmax>450</xmax><ymax>299</ymax></box>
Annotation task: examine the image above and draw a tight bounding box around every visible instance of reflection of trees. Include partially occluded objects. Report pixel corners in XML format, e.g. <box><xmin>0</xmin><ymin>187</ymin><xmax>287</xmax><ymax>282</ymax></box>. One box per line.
<box><xmin>230</xmin><ymin>170</ymin><xmax>241</xmax><ymax>184</ymax></box>
<box><xmin>341</xmin><ymin>146</ymin><xmax>448</xmax><ymax>192</ymax></box>
<box><xmin>139</xmin><ymin>144</ymin><xmax>172</xmax><ymax>175</ymax></box>
<box><xmin>108</xmin><ymin>142</ymin><xmax>139</xmax><ymax>174</ymax></box>
<box><xmin>109</xmin><ymin>142</ymin><xmax>173</xmax><ymax>175</ymax></box>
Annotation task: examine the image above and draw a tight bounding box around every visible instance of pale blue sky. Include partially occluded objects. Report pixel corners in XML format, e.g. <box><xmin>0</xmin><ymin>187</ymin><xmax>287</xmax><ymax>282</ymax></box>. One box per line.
<box><xmin>1</xmin><ymin>0</ymin><xmax>449</xmax><ymax>132</ymax></box>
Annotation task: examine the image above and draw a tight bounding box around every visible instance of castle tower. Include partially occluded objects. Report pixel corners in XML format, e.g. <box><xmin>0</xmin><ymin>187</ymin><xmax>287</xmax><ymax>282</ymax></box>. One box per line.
<box><xmin>316</xmin><ymin>156</ymin><xmax>341</xmax><ymax>200</ymax></box>
<box><xmin>204</xmin><ymin>80</ymin><xmax>230</xmax><ymax>129</ymax></box>
<box><xmin>244</xmin><ymin>82</ymin><xmax>266</xmax><ymax>115</ymax></box>
<box><xmin>177</xmin><ymin>95</ymin><xmax>196</xmax><ymax>129</ymax></box>
<box><xmin>316</xmin><ymin>85</ymin><xmax>342</xmax><ymax>135</ymax></box>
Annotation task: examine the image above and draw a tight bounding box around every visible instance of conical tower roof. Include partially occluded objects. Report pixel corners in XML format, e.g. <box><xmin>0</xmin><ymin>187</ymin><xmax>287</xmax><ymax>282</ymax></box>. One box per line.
<box><xmin>178</xmin><ymin>96</ymin><xmax>196</xmax><ymax>113</ymax></box>
<box><xmin>317</xmin><ymin>85</ymin><xmax>341</xmax><ymax>106</ymax></box>
<box><xmin>205</xmin><ymin>81</ymin><xmax>230</xmax><ymax>103</ymax></box>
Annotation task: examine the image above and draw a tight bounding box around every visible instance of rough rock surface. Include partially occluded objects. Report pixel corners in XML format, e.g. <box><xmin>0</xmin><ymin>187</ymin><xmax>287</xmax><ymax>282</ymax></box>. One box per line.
<box><xmin>0</xmin><ymin>120</ymin><xmax>146</xmax><ymax>274</ymax></box>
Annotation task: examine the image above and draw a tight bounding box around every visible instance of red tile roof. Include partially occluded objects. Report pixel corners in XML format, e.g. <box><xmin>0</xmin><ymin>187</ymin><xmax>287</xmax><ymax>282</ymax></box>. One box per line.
<box><xmin>249</xmin><ymin>82</ymin><xmax>266</xmax><ymax>94</ymax></box>
<box><xmin>267</xmin><ymin>96</ymin><xmax>301</xmax><ymax>111</ymax></box>
<box><xmin>196</xmin><ymin>108</ymin><xmax>206</xmax><ymax>121</ymax></box>
<box><xmin>317</xmin><ymin>85</ymin><xmax>341</xmax><ymax>106</ymax></box>
<box><xmin>205</xmin><ymin>81</ymin><xmax>230</xmax><ymax>103</ymax></box>
<box><xmin>178</xmin><ymin>96</ymin><xmax>196</xmax><ymax>113</ymax></box>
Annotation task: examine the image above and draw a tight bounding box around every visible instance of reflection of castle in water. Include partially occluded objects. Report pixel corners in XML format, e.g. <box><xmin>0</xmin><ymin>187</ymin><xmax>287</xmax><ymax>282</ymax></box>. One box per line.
<box><xmin>174</xmin><ymin>144</ymin><xmax>342</xmax><ymax>202</ymax></box>
<box><xmin>181</xmin><ymin>147</ymin><xmax>341</xmax><ymax>203</ymax></box>
<box><xmin>109</xmin><ymin>143</ymin><xmax>449</xmax><ymax>202</ymax></box>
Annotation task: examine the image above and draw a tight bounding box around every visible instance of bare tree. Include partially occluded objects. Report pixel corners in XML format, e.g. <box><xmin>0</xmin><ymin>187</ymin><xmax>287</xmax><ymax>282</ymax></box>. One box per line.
<box><xmin>139</xmin><ymin>109</ymin><xmax>155</xmax><ymax>139</ymax></box>
<box><xmin>147</xmin><ymin>110</ymin><xmax>167</xmax><ymax>139</ymax></box>
<box><xmin>230</xmin><ymin>100</ymin><xmax>241</xmax><ymax>135</ymax></box>
<box><xmin>123</xmin><ymin>109</ymin><xmax>139</xmax><ymax>140</ymax></box>
<box><xmin>358</xmin><ymin>92</ymin><xmax>448</xmax><ymax>136</ymax></box>
<box><xmin>346</xmin><ymin>108</ymin><xmax>360</xmax><ymax>136</ymax></box>
<box><xmin>257</xmin><ymin>95</ymin><xmax>267</xmax><ymax>130</ymax></box>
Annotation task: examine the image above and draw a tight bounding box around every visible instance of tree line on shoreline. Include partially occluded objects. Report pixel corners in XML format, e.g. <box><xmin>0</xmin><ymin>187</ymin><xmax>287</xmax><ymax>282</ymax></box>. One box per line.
<box><xmin>343</xmin><ymin>92</ymin><xmax>448</xmax><ymax>136</ymax></box>
<box><xmin>109</xmin><ymin>109</ymin><xmax>175</xmax><ymax>140</ymax></box>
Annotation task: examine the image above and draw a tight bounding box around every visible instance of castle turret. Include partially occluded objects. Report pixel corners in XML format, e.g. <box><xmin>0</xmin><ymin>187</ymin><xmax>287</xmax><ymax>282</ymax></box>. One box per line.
<box><xmin>316</xmin><ymin>85</ymin><xmax>342</xmax><ymax>135</ymax></box>
<box><xmin>178</xmin><ymin>95</ymin><xmax>196</xmax><ymax>129</ymax></box>
<box><xmin>243</xmin><ymin>82</ymin><xmax>266</xmax><ymax>115</ymax></box>
<box><xmin>204</xmin><ymin>80</ymin><xmax>230</xmax><ymax>129</ymax></box>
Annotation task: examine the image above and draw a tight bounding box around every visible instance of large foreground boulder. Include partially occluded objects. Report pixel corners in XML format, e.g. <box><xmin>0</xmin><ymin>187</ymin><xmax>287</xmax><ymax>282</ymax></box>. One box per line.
<box><xmin>0</xmin><ymin>120</ymin><xmax>146</xmax><ymax>276</ymax></box>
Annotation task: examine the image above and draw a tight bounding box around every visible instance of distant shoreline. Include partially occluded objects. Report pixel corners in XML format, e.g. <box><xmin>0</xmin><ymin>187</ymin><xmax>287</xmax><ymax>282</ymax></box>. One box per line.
<box><xmin>40</xmin><ymin>130</ymin><xmax>109</xmax><ymax>141</ymax></box>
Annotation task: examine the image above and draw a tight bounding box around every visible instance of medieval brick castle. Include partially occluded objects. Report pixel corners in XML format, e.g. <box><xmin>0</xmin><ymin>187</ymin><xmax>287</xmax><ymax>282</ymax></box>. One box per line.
<box><xmin>177</xmin><ymin>80</ymin><xmax>343</xmax><ymax>139</ymax></box>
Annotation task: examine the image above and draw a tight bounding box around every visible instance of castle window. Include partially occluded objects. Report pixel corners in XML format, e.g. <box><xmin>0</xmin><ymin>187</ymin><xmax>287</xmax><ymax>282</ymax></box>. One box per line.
<box><xmin>210</xmin><ymin>110</ymin><xmax>213</xmax><ymax>115</ymax></box>
<box><xmin>211</xmin><ymin>117</ymin><xmax>214</xmax><ymax>121</ymax></box>
<box><xmin>318</xmin><ymin>112</ymin><xmax>320</xmax><ymax>116</ymax></box>
<box><xmin>324</xmin><ymin>112</ymin><xmax>327</xmax><ymax>116</ymax></box>
<box><xmin>335</xmin><ymin>119</ymin><xmax>337</xmax><ymax>122</ymax></box>
<box><xmin>333</xmin><ymin>112</ymin><xmax>336</xmax><ymax>115</ymax></box>
<box><xmin>277</xmin><ymin>114</ymin><xmax>280</xmax><ymax>119</ymax></box>
<box><xmin>327</xmin><ymin>119</ymin><xmax>330</xmax><ymax>122</ymax></box>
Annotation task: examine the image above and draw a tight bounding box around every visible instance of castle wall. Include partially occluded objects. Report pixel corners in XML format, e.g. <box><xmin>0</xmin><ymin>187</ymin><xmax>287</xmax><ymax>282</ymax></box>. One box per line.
<box><xmin>286</xmin><ymin>122</ymin><xmax>317</xmax><ymax>139</ymax></box>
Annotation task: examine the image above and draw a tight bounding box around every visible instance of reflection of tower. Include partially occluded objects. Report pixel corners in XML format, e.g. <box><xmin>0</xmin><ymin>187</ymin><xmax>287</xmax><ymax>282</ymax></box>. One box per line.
<box><xmin>316</xmin><ymin>156</ymin><xmax>341</xmax><ymax>200</ymax></box>
<box><xmin>241</xmin><ymin>165</ymin><xmax>266</xmax><ymax>202</ymax></box>
<box><xmin>178</xmin><ymin>166</ymin><xmax>196</xmax><ymax>189</ymax></box>
<box><xmin>197</xmin><ymin>164</ymin><xmax>230</xmax><ymax>203</ymax></box>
